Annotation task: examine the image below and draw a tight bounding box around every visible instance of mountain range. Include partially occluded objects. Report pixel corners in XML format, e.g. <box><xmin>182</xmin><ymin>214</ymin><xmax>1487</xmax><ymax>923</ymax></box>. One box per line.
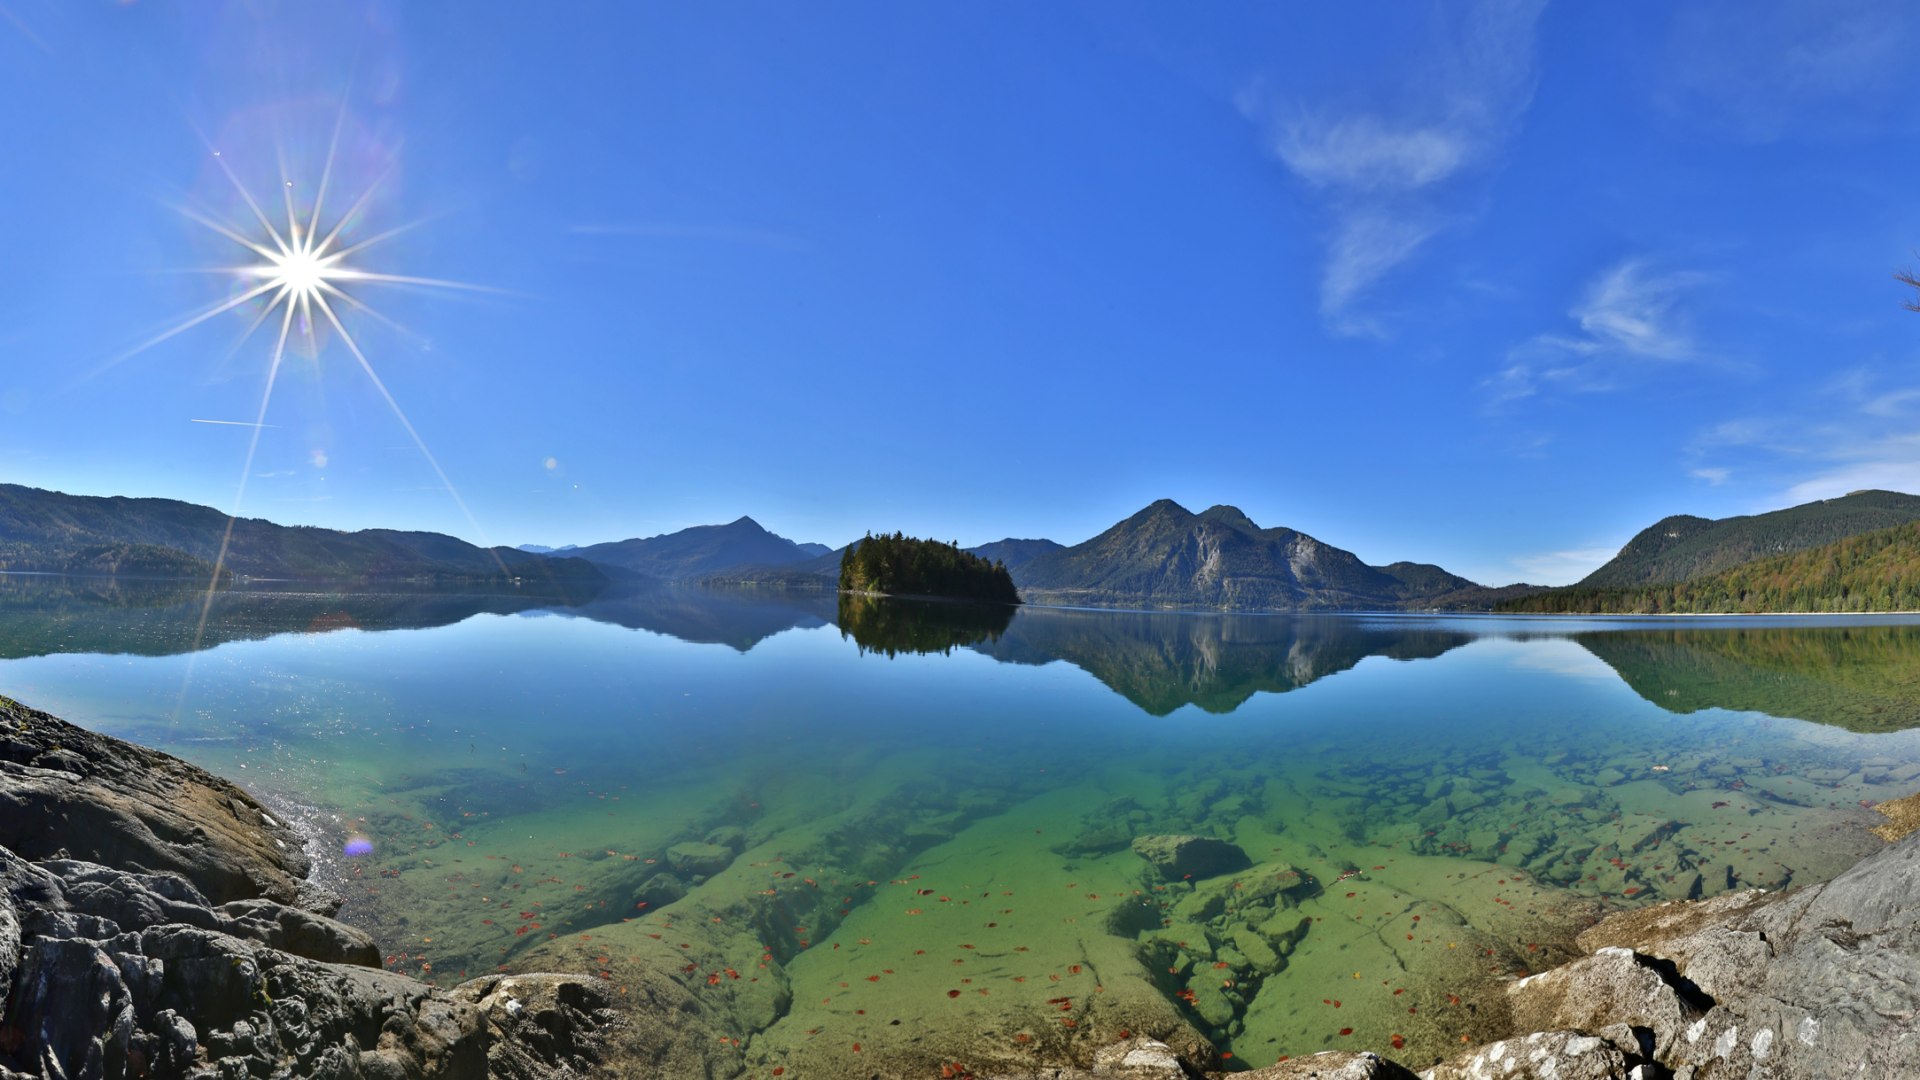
<box><xmin>0</xmin><ymin>484</ymin><xmax>605</xmax><ymax>587</ymax></box>
<box><xmin>526</xmin><ymin>487</ymin><xmax>1920</xmax><ymax>613</ymax></box>
<box><xmin>565</xmin><ymin>516</ymin><xmax>831</xmax><ymax>580</ymax></box>
<box><xmin>1007</xmin><ymin>499</ymin><xmax>1527</xmax><ymax>611</ymax></box>
<box><xmin>709</xmin><ymin>500</ymin><xmax>1533</xmax><ymax>611</ymax></box>
<box><xmin>11</xmin><ymin>480</ymin><xmax>1920</xmax><ymax>614</ymax></box>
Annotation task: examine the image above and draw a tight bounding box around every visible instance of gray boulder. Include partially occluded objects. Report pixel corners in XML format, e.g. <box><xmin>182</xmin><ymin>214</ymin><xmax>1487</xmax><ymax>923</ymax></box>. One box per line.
<box><xmin>1241</xmin><ymin>1051</ymin><xmax>1420</xmax><ymax>1079</ymax></box>
<box><xmin>1416</xmin><ymin>827</ymin><xmax>1920</xmax><ymax>1079</ymax></box>
<box><xmin>4</xmin><ymin>918</ymin><xmax>489</xmax><ymax>1079</ymax></box>
<box><xmin>1506</xmin><ymin>947</ymin><xmax>1704</xmax><ymax>1059</ymax></box>
<box><xmin>452</xmin><ymin>972</ymin><xmax>631</xmax><ymax>1079</ymax></box>
<box><xmin>982</xmin><ymin>1036</ymin><xmax>1213</xmax><ymax>1079</ymax></box>
<box><xmin>1420</xmin><ymin>1031</ymin><xmax>1637</xmax><ymax>1080</ymax></box>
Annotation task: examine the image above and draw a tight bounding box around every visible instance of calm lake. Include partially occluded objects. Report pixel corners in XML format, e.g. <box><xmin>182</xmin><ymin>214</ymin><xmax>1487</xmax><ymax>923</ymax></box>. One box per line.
<box><xmin>5</xmin><ymin>574</ymin><xmax>1919</xmax><ymax>1072</ymax></box>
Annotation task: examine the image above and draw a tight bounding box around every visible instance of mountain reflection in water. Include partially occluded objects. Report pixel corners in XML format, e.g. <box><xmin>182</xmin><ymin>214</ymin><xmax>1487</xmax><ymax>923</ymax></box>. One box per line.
<box><xmin>971</xmin><ymin>606</ymin><xmax>1471</xmax><ymax>715</ymax></box>
<box><xmin>0</xmin><ymin>574</ymin><xmax>602</xmax><ymax>659</ymax></box>
<box><xmin>1577</xmin><ymin>624</ymin><xmax>1920</xmax><ymax>734</ymax></box>
<box><xmin>6</xmin><ymin>574</ymin><xmax>1920</xmax><ymax>732</ymax></box>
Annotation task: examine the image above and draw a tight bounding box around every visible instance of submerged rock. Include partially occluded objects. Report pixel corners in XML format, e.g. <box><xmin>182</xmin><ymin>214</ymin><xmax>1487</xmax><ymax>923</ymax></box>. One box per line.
<box><xmin>1130</xmin><ymin>835</ymin><xmax>1251</xmax><ymax>881</ymax></box>
<box><xmin>1054</xmin><ymin>822</ymin><xmax>1137</xmax><ymax>858</ymax></box>
<box><xmin>667</xmin><ymin>839</ymin><xmax>736</xmax><ymax>878</ymax></box>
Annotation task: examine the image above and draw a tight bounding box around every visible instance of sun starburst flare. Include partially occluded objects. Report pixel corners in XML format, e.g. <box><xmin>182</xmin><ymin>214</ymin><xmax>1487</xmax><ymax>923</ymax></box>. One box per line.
<box><xmin>118</xmin><ymin>113</ymin><xmax>512</xmax><ymax>680</ymax></box>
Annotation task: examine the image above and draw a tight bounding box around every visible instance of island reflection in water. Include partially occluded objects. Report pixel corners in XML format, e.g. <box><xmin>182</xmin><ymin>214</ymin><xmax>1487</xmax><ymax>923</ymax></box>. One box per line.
<box><xmin>4</xmin><ymin>575</ymin><xmax>1920</xmax><ymax>1070</ymax></box>
<box><xmin>6</xmin><ymin>574</ymin><xmax>1920</xmax><ymax>733</ymax></box>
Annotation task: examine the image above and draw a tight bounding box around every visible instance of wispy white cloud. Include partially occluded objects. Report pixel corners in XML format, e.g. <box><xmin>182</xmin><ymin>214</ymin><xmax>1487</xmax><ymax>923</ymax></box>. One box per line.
<box><xmin>1859</xmin><ymin>388</ymin><xmax>1920</xmax><ymax>418</ymax></box>
<box><xmin>1689</xmin><ymin>467</ymin><xmax>1731</xmax><ymax>485</ymax></box>
<box><xmin>1509</xmin><ymin>544</ymin><xmax>1623</xmax><ymax>586</ymax></box>
<box><xmin>1320</xmin><ymin>213</ymin><xmax>1441</xmax><ymax>320</ymax></box>
<box><xmin>1507</xmin><ymin>642</ymin><xmax>1619</xmax><ymax>680</ymax></box>
<box><xmin>1274</xmin><ymin>117</ymin><xmax>1470</xmax><ymax>193</ymax></box>
<box><xmin>1241</xmin><ymin>0</ymin><xmax>1546</xmax><ymax>334</ymax></box>
<box><xmin>1488</xmin><ymin>259</ymin><xmax>1711</xmax><ymax>406</ymax></box>
<box><xmin>1660</xmin><ymin>0</ymin><xmax>1917</xmax><ymax>141</ymax></box>
<box><xmin>1692</xmin><ymin>417</ymin><xmax>1780</xmax><ymax>450</ymax></box>
<box><xmin>1783</xmin><ymin>455</ymin><xmax>1920</xmax><ymax>504</ymax></box>
<box><xmin>1570</xmin><ymin>261</ymin><xmax>1705</xmax><ymax>361</ymax></box>
<box><xmin>1686</xmin><ymin>370</ymin><xmax>1920</xmax><ymax>506</ymax></box>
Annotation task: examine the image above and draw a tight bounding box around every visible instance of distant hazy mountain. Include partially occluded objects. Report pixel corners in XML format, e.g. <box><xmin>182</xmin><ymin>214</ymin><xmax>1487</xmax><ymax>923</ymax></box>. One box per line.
<box><xmin>0</xmin><ymin>484</ymin><xmax>606</xmax><ymax>585</ymax></box>
<box><xmin>570</xmin><ymin>516</ymin><xmax>827</xmax><ymax>580</ymax></box>
<box><xmin>1579</xmin><ymin>489</ymin><xmax>1920</xmax><ymax>588</ymax></box>
<box><xmin>968</xmin><ymin>538</ymin><xmax>1064</xmax><ymax>571</ymax></box>
<box><xmin>707</xmin><ymin>545</ymin><xmax>845</xmax><ymax>588</ymax></box>
<box><xmin>515</xmin><ymin>543</ymin><xmax>579</xmax><ymax>554</ymax></box>
<box><xmin>1013</xmin><ymin>499</ymin><xmax>1518</xmax><ymax>611</ymax></box>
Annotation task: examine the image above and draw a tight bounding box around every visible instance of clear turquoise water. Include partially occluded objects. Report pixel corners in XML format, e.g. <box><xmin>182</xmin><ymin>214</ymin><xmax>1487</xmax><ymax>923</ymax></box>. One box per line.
<box><xmin>4</xmin><ymin>577</ymin><xmax>1919</xmax><ymax>1073</ymax></box>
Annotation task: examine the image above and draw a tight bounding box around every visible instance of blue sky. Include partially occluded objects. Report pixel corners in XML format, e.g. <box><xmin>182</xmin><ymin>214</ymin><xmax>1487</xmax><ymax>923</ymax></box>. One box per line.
<box><xmin>2</xmin><ymin>1</ymin><xmax>1917</xmax><ymax>585</ymax></box>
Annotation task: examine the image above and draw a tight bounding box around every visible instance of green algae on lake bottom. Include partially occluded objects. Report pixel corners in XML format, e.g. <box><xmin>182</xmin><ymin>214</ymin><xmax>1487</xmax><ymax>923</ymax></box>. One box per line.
<box><xmin>0</xmin><ymin>580</ymin><xmax>1915</xmax><ymax>1072</ymax></box>
<box><xmin>321</xmin><ymin>728</ymin><xmax>1883</xmax><ymax>1072</ymax></box>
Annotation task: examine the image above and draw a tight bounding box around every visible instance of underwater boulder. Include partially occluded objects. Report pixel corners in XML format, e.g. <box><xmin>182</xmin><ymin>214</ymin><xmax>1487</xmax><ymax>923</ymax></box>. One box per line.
<box><xmin>1130</xmin><ymin>835</ymin><xmax>1251</xmax><ymax>882</ymax></box>
<box><xmin>666</xmin><ymin>841</ymin><xmax>734</xmax><ymax>879</ymax></box>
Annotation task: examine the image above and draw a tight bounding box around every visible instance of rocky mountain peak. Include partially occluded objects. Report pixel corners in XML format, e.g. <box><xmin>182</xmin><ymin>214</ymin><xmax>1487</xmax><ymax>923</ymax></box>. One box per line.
<box><xmin>1197</xmin><ymin>505</ymin><xmax>1260</xmax><ymax>532</ymax></box>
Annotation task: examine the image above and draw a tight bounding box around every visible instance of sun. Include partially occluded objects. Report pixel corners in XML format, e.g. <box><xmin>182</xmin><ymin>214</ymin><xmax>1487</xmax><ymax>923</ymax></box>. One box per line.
<box><xmin>172</xmin><ymin>144</ymin><xmax>497</xmax><ymax>537</ymax></box>
<box><xmin>262</xmin><ymin>238</ymin><xmax>335</xmax><ymax>301</ymax></box>
<box><xmin>111</xmin><ymin>114</ymin><xmax>516</xmax><ymax>650</ymax></box>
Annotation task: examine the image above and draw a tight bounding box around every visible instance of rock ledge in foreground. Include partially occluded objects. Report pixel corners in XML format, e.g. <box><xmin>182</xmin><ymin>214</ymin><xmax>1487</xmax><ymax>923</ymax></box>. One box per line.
<box><xmin>0</xmin><ymin>695</ymin><xmax>624</xmax><ymax>1080</ymax></box>
<box><xmin>1409</xmin><ymin>820</ymin><xmax>1920</xmax><ymax>1080</ymax></box>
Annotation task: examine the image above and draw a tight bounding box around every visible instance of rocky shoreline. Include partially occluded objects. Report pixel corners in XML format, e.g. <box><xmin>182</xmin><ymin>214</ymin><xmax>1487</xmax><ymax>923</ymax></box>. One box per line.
<box><xmin>0</xmin><ymin>695</ymin><xmax>632</xmax><ymax>1078</ymax></box>
<box><xmin>3</xmin><ymin>691</ymin><xmax>1917</xmax><ymax>1079</ymax></box>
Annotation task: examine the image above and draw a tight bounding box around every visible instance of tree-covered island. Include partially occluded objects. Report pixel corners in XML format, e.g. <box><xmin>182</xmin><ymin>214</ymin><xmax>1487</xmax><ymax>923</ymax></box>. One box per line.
<box><xmin>839</xmin><ymin>531</ymin><xmax>1021</xmax><ymax>604</ymax></box>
